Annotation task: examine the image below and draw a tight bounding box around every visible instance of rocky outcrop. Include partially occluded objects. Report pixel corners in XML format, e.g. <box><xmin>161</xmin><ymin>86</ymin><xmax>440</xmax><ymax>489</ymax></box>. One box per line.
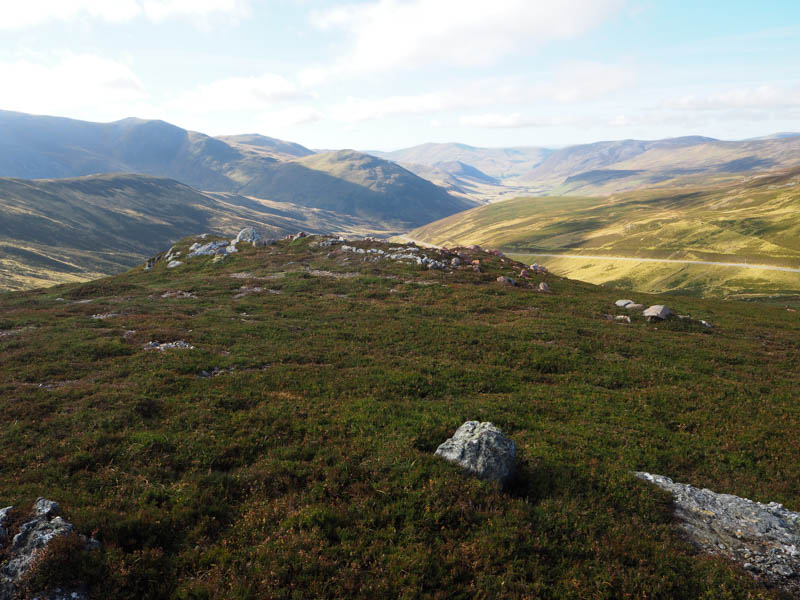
<box><xmin>635</xmin><ymin>472</ymin><xmax>800</xmax><ymax>594</ymax></box>
<box><xmin>0</xmin><ymin>498</ymin><xmax>98</xmax><ymax>600</ymax></box>
<box><xmin>435</xmin><ymin>422</ymin><xmax>516</xmax><ymax>484</ymax></box>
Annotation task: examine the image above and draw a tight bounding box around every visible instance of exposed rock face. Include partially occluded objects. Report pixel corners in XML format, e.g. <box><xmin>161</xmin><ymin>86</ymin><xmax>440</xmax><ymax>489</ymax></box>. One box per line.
<box><xmin>635</xmin><ymin>472</ymin><xmax>800</xmax><ymax>594</ymax></box>
<box><xmin>0</xmin><ymin>498</ymin><xmax>98</xmax><ymax>600</ymax></box>
<box><xmin>435</xmin><ymin>421</ymin><xmax>516</xmax><ymax>483</ymax></box>
<box><xmin>643</xmin><ymin>305</ymin><xmax>672</xmax><ymax>321</ymax></box>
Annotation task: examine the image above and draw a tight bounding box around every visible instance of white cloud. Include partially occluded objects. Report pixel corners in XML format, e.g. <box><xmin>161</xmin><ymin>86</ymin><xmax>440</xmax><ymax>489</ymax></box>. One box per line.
<box><xmin>664</xmin><ymin>84</ymin><xmax>800</xmax><ymax>111</ymax></box>
<box><xmin>255</xmin><ymin>106</ymin><xmax>323</xmax><ymax>132</ymax></box>
<box><xmin>326</xmin><ymin>62</ymin><xmax>635</xmax><ymax>123</ymax></box>
<box><xmin>173</xmin><ymin>73</ymin><xmax>305</xmax><ymax>112</ymax></box>
<box><xmin>306</xmin><ymin>0</ymin><xmax>626</xmax><ymax>80</ymax></box>
<box><xmin>0</xmin><ymin>53</ymin><xmax>147</xmax><ymax>117</ymax></box>
<box><xmin>460</xmin><ymin>113</ymin><xmax>578</xmax><ymax>129</ymax></box>
<box><xmin>0</xmin><ymin>0</ymin><xmax>251</xmax><ymax>28</ymax></box>
<box><xmin>329</xmin><ymin>92</ymin><xmax>465</xmax><ymax>122</ymax></box>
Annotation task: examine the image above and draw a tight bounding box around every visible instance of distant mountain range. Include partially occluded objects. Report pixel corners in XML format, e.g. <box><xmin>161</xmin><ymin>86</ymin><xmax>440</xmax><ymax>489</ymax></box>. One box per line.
<box><xmin>0</xmin><ymin>110</ymin><xmax>473</xmax><ymax>231</ymax></box>
<box><xmin>370</xmin><ymin>135</ymin><xmax>800</xmax><ymax>200</ymax></box>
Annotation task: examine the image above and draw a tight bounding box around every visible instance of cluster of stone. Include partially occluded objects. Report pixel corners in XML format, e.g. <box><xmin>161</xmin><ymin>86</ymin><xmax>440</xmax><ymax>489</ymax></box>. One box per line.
<box><xmin>615</xmin><ymin>300</ymin><xmax>711</xmax><ymax>327</ymax></box>
<box><xmin>142</xmin><ymin>340</ymin><xmax>194</xmax><ymax>351</ymax></box>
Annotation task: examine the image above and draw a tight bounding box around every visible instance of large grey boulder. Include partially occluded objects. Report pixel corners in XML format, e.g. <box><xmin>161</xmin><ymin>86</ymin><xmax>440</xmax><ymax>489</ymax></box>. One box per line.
<box><xmin>435</xmin><ymin>421</ymin><xmax>516</xmax><ymax>483</ymax></box>
<box><xmin>234</xmin><ymin>227</ymin><xmax>264</xmax><ymax>245</ymax></box>
<box><xmin>635</xmin><ymin>472</ymin><xmax>800</xmax><ymax>593</ymax></box>
<box><xmin>0</xmin><ymin>498</ymin><xmax>98</xmax><ymax>600</ymax></box>
<box><xmin>643</xmin><ymin>305</ymin><xmax>672</xmax><ymax>321</ymax></box>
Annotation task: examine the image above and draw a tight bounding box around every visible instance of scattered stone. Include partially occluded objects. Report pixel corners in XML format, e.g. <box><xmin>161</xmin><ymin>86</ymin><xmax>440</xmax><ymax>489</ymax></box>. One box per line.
<box><xmin>529</xmin><ymin>263</ymin><xmax>548</xmax><ymax>274</ymax></box>
<box><xmin>143</xmin><ymin>340</ymin><xmax>194</xmax><ymax>351</ymax></box>
<box><xmin>615</xmin><ymin>315</ymin><xmax>632</xmax><ymax>323</ymax></box>
<box><xmin>615</xmin><ymin>299</ymin><xmax>634</xmax><ymax>308</ymax></box>
<box><xmin>198</xmin><ymin>366</ymin><xmax>234</xmax><ymax>378</ymax></box>
<box><xmin>643</xmin><ymin>305</ymin><xmax>673</xmax><ymax>321</ymax></box>
<box><xmin>625</xmin><ymin>303</ymin><xmax>644</xmax><ymax>311</ymax></box>
<box><xmin>435</xmin><ymin>421</ymin><xmax>516</xmax><ymax>484</ymax></box>
<box><xmin>160</xmin><ymin>291</ymin><xmax>196</xmax><ymax>299</ymax></box>
<box><xmin>496</xmin><ymin>276</ymin><xmax>516</xmax><ymax>286</ymax></box>
<box><xmin>0</xmin><ymin>498</ymin><xmax>98</xmax><ymax>600</ymax></box>
<box><xmin>319</xmin><ymin>237</ymin><xmax>346</xmax><ymax>248</ymax></box>
<box><xmin>451</xmin><ymin>257</ymin><xmax>461</xmax><ymax>267</ymax></box>
<box><xmin>90</xmin><ymin>313</ymin><xmax>118</xmax><ymax>320</ymax></box>
<box><xmin>538</xmin><ymin>282</ymin><xmax>551</xmax><ymax>292</ymax></box>
<box><xmin>635</xmin><ymin>472</ymin><xmax>800</xmax><ymax>594</ymax></box>
<box><xmin>233</xmin><ymin>286</ymin><xmax>264</xmax><ymax>299</ymax></box>
<box><xmin>519</xmin><ymin>269</ymin><xmax>530</xmax><ymax>278</ymax></box>
<box><xmin>167</xmin><ymin>260</ymin><xmax>183</xmax><ymax>269</ymax></box>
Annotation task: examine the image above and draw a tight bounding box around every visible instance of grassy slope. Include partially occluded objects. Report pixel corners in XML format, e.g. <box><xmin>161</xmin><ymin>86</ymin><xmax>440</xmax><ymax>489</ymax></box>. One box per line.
<box><xmin>0</xmin><ymin>236</ymin><xmax>798</xmax><ymax>598</ymax></box>
<box><xmin>0</xmin><ymin>174</ymin><xmax>389</xmax><ymax>291</ymax></box>
<box><xmin>410</xmin><ymin>169</ymin><xmax>800</xmax><ymax>297</ymax></box>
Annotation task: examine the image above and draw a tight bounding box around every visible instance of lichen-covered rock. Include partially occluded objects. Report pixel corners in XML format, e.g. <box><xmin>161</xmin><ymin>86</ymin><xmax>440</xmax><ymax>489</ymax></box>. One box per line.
<box><xmin>435</xmin><ymin>421</ymin><xmax>516</xmax><ymax>483</ymax></box>
<box><xmin>0</xmin><ymin>498</ymin><xmax>98</xmax><ymax>600</ymax></box>
<box><xmin>635</xmin><ymin>472</ymin><xmax>800</xmax><ymax>594</ymax></box>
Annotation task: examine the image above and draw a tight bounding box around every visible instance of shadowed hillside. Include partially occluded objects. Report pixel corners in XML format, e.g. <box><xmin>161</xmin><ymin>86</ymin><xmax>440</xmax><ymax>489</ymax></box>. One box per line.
<box><xmin>0</xmin><ymin>174</ymin><xmax>388</xmax><ymax>290</ymax></box>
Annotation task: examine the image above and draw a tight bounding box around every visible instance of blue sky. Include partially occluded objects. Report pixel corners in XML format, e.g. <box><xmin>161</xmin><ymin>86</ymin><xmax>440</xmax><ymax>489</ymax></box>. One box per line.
<box><xmin>1</xmin><ymin>0</ymin><xmax>799</xmax><ymax>150</ymax></box>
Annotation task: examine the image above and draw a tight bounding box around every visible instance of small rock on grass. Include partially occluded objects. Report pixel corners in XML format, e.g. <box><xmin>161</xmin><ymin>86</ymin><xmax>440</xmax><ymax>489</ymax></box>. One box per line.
<box><xmin>435</xmin><ymin>421</ymin><xmax>516</xmax><ymax>484</ymax></box>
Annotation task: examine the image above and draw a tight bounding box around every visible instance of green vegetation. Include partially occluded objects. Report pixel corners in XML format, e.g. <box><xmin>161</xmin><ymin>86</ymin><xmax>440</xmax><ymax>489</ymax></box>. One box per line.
<box><xmin>410</xmin><ymin>169</ymin><xmax>800</xmax><ymax>297</ymax></box>
<box><xmin>1</xmin><ymin>236</ymin><xmax>798</xmax><ymax>598</ymax></box>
